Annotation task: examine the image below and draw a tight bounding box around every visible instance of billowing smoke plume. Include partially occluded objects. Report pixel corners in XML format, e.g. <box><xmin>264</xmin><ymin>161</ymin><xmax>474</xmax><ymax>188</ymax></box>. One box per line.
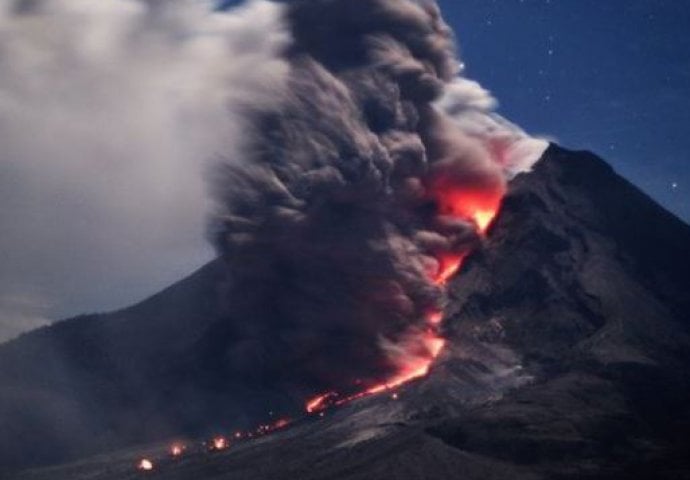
<box><xmin>437</xmin><ymin>77</ymin><xmax>549</xmax><ymax>177</ymax></box>
<box><xmin>210</xmin><ymin>0</ymin><xmax>546</xmax><ymax>398</ymax></box>
<box><xmin>0</xmin><ymin>0</ymin><xmax>289</xmax><ymax>340</ymax></box>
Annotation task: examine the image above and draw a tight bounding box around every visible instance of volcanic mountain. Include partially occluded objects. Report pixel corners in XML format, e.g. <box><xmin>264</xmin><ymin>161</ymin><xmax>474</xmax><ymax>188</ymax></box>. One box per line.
<box><xmin>3</xmin><ymin>144</ymin><xmax>690</xmax><ymax>479</ymax></box>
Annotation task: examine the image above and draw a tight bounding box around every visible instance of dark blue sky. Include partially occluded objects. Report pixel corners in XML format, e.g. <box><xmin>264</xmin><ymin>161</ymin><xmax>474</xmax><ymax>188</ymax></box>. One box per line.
<box><xmin>439</xmin><ymin>0</ymin><xmax>689</xmax><ymax>222</ymax></box>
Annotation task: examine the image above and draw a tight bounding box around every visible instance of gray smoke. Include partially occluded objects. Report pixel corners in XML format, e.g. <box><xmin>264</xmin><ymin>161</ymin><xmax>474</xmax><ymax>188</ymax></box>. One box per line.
<box><xmin>209</xmin><ymin>0</ymin><xmax>545</xmax><ymax>395</ymax></box>
<box><xmin>0</xmin><ymin>0</ymin><xmax>289</xmax><ymax>341</ymax></box>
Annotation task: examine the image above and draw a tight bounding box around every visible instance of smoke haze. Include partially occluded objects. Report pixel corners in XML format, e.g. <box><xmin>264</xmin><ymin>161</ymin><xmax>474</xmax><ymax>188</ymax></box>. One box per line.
<box><xmin>0</xmin><ymin>0</ymin><xmax>289</xmax><ymax>341</ymax></box>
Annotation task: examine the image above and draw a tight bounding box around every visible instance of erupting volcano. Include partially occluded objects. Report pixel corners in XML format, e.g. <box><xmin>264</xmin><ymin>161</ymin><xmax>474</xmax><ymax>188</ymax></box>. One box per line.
<box><xmin>304</xmin><ymin>195</ymin><xmax>501</xmax><ymax>413</ymax></box>
<box><xmin>0</xmin><ymin>0</ymin><xmax>549</xmax><ymax>473</ymax></box>
<box><xmin>208</xmin><ymin>0</ymin><xmax>519</xmax><ymax>410</ymax></box>
<box><xmin>1</xmin><ymin>0</ymin><xmax>688</xmax><ymax>478</ymax></box>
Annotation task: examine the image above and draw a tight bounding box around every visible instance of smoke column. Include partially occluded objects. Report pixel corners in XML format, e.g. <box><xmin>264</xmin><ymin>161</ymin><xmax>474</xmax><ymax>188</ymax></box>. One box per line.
<box><xmin>210</xmin><ymin>0</ymin><xmax>547</xmax><ymax>403</ymax></box>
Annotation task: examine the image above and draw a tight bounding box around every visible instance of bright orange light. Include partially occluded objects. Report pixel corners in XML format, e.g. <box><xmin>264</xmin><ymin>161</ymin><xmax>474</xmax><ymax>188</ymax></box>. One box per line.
<box><xmin>430</xmin><ymin>181</ymin><xmax>502</xmax><ymax>234</ymax></box>
<box><xmin>306</xmin><ymin>391</ymin><xmax>338</xmax><ymax>413</ymax></box>
<box><xmin>212</xmin><ymin>437</ymin><xmax>228</xmax><ymax>451</ymax></box>
<box><xmin>427</xmin><ymin>310</ymin><xmax>443</xmax><ymax>326</ymax></box>
<box><xmin>273</xmin><ymin>418</ymin><xmax>291</xmax><ymax>429</ymax></box>
<box><xmin>138</xmin><ymin>459</ymin><xmax>154</xmax><ymax>471</ymax></box>
<box><xmin>304</xmin><ymin>323</ymin><xmax>448</xmax><ymax>412</ymax></box>
<box><xmin>360</xmin><ymin>332</ymin><xmax>446</xmax><ymax>397</ymax></box>
<box><xmin>434</xmin><ymin>253</ymin><xmax>466</xmax><ymax>285</ymax></box>
<box><xmin>473</xmin><ymin>209</ymin><xmax>496</xmax><ymax>232</ymax></box>
<box><xmin>170</xmin><ymin>443</ymin><xmax>185</xmax><ymax>457</ymax></box>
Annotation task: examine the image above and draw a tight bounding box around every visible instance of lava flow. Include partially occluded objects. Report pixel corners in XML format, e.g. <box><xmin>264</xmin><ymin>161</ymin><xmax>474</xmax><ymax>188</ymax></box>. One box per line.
<box><xmin>434</xmin><ymin>252</ymin><xmax>467</xmax><ymax>286</ymax></box>
<box><xmin>304</xmin><ymin>193</ymin><xmax>501</xmax><ymax>413</ymax></box>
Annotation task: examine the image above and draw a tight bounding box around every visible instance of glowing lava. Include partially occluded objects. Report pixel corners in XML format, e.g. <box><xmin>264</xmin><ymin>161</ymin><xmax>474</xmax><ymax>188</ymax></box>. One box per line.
<box><xmin>272</xmin><ymin>418</ymin><xmax>291</xmax><ymax>430</ymax></box>
<box><xmin>427</xmin><ymin>310</ymin><xmax>443</xmax><ymax>326</ymax></box>
<box><xmin>364</xmin><ymin>329</ymin><xmax>446</xmax><ymax>396</ymax></box>
<box><xmin>305</xmin><ymin>324</ymin><xmax>447</xmax><ymax>411</ymax></box>
<box><xmin>473</xmin><ymin>208</ymin><xmax>497</xmax><ymax>232</ymax></box>
<box><xmin>434</xmin><ymin>253</ymin><xmax>467</xmax><ymax>286</ymax></box>
<box><xmin>210</xmin><ymin>437</ymin><xmax>228</xmax><ymax>451</ymax></box>
<box><xmin>170</xmin><ymin>443</ymin><xmax>185</xmax><ymax>457</ymax></box>
<box><xmin>306</xmin><ymin>392</ymin><xmax>338</xmax><ymax>413</ymax></box>
<box><xmin>303</xmin><ymin>187</ymin><xmax>501</xmax><ymax>413</ymax></box>
<box><xmin>431</xmin><ymin>182</ymin><xmax>503</xmax><ymax>234</ymax></box>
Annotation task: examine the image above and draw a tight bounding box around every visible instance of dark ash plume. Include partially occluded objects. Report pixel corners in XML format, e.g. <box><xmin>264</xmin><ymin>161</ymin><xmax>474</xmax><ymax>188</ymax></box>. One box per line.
<box><xmin>209</xmin><ymin>0</ymin><xmax>513</xmax><ymax>397</ymax></box>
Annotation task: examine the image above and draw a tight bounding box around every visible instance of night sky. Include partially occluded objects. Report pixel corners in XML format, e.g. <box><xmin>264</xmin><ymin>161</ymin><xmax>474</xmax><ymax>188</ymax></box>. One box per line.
<box><xmin>439</xmin><ymin>0</ymin><xmax>689</xmax><ymax>222</ymax></box>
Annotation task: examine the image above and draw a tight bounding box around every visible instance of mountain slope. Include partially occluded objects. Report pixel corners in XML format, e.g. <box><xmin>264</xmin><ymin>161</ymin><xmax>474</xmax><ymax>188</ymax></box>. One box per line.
<box><xmin>0</xmin><ymin>260</ymin><xmax>227</xmax><ymax>468</ymax></box>
<box><xmin>4</xmin><ymin>144</ymin><xmax>690</xmax><ymax>479</ymax></box>
<box><xmin>431</xmin><ymin>144</ymin><xmax>690</xmax><ymax>478</ymax></box>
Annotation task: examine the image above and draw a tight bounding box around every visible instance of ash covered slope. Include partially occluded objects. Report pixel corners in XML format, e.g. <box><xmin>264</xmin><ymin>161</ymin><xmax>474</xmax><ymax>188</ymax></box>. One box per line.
<box><xmin>12</xmin><ymin>145</ymin><xmax>690</xmax><ymax>480</ymax></box>
<box><xmin>0</xmin><ymin>261</ymin><xmax>231</xmax><ymax>469</ymax></box>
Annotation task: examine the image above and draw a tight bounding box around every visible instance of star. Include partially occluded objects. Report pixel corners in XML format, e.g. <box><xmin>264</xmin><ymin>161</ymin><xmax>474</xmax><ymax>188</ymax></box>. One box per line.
<box><xmin>672</xmin><ymin>182</ymin><xmax>678</xmax><ymax>190</ymax></box>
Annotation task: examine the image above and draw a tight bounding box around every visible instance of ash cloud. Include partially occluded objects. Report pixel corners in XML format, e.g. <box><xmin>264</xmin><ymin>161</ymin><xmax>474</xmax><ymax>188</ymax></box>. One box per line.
<box><xmin>437</xmin><ymin>77</ymin><xmax>548</xmax><ymax>177</ymax></box>
<box><xmin>210</xmin><ymin>0</ymin><xmax>545</xmax><ymax>396</ymax></box>
<box><xmin>0</xmin><ymin>0</ymin><xmax>289</xmax><ymax>341</ymax></box>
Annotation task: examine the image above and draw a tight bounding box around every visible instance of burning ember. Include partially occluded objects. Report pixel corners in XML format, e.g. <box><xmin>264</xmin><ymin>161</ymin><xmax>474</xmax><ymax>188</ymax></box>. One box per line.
<box><xmin>137</xmin><ymin>459</ymin><xmax>154</xmax><ymax>471</ymax></box>
<box><xmin>170</xmin><ymin>443</ymin><xmax>186</xmax><ymax>457</ymax></box>
<box><xmin>210</xmin><ymin>436</ymin><xmax>228</xmax><ymax>451</ymax></box>
<box><xmin>272</xmin><ymin>418</ymin><xmax>291</xmax><ymax>430</ymax></box>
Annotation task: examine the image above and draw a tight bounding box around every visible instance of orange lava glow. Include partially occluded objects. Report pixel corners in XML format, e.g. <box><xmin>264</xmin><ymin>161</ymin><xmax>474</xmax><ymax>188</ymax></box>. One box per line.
<box><xmin>272</xmin><ymin>418</ymin><xmax>291</xmax><ymax>430</ymax></box>
<box><xmin>365</xmin><ymin>337</ymin><xmax>446</xmax><ymax>395</ymax></box>
<box><xmin>427</xmin><ymin>310</ymin><xmax>443</xmax><ymax>325</ymax></box>
<box><xmin>432</xmin><ymin>186</ymin><xmax>502</xmax><ymax>234</ymax></box>
<box><xmin>138</xmin><ymin>459</ymin><xmax>154</xmax><ymax>471</ymax></box>
<box><xmin>211</xmin><ymin>437</ymin><xmax>228</xmax><ymax>451</ymax></box>
<box><xmin>306</xmin><ymin>392</ymin><xmax>338</xmax><ymax>413</ymax></box>
<box><xmin>433</xmin><ymin>253</ymin><xmax>467</xmax><ymax>286</ymax></box>
<box><xmin>305</xmin><ymin>325</ymin><xmax>447</xmax><ymax>412</ymax></box>
<box><xmin>170</xmin><ymin>443</ymin><xmax>185</xmax><ymax>457</ymax></box>
<box><xmin>473</xmin><ymin>209</ymin><xmax>496</xmax><ymax>232</ymax></box>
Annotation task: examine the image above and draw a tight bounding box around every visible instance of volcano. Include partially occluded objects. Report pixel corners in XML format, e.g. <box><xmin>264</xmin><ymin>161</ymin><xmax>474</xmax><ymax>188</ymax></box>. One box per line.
<box><xmin>2</xmin><ymin>144</ymin><xmax>690</xmax><ymax>479</ymax></box>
